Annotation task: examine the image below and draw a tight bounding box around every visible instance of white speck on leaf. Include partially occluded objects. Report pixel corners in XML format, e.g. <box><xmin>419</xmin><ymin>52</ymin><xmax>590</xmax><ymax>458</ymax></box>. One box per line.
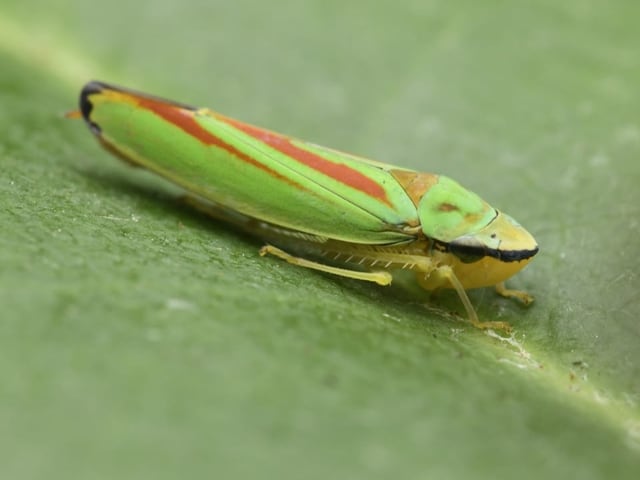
<box><xmin>593</xmin><ymin>390</ymin><xmax>610</xmax><ymax>405</ymax></box>
<box><xmin>382</xmin><ymin>313</ymin><xmax>402</xmax><ymax>323</ymax></box>
<box><xmin>165</xmin><ymin>298</ymin><xmax>197</xmax><ymax>311</ymax></box>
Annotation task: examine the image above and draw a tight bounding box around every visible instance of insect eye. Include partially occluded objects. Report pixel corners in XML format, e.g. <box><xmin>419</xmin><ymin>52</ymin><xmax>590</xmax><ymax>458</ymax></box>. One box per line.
<box><xmin>449</xmin><ymin>236</ymin><xmax>486</xmax><ymax>264</ymax></box>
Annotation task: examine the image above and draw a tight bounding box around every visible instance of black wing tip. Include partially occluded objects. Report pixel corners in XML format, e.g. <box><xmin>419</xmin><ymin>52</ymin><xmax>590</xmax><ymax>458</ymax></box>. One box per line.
<box><xmin>79</xmin><ymin>80</ymin><xmax>107</xmax><ymax>134</ymax></box>
<box><xmin>79</xmin><ymin>80</ymin><xmax>199</xmax><ymax>120</ymax></box>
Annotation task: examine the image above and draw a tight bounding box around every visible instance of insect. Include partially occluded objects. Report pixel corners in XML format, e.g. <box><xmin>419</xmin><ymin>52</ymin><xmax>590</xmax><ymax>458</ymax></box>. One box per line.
<box><xmin>73</xmin><ymin>81</ymin><xmax>538</xmax><ymax>332</ymax></box>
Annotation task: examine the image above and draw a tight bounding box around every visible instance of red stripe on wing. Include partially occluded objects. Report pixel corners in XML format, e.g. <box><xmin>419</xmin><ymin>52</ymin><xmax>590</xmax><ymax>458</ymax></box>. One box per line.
<box><xmin>134</xmin><ymin>96</ymin><xmax>303</xmax><ymax>189</ymax></box>
<box><xmin>219</xmin><ymin>116</ymin><xmax>391</xmax><ymax>206</ymax></box>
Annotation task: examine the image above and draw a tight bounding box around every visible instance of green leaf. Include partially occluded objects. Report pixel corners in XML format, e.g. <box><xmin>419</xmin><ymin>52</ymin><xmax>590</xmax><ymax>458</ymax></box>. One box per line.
<box><xmin>1</xmin><ymin>1</ymin><xmax>639</xmax><ymax>479</ymax></box>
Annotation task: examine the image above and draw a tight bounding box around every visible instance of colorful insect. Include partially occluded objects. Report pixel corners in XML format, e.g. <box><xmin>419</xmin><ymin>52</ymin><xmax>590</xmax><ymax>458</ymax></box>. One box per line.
<box><xmin>73</xmin><ymin>81</ymin><xmax>538</xmax><ymax>332</ymax></box>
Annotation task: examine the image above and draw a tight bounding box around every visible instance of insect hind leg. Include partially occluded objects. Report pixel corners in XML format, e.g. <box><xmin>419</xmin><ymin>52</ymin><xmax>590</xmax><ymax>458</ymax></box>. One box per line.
<box><xmin>259</xmin><ymin>244</ymin><xmax>393</xmax><ymax>285</ymax></box>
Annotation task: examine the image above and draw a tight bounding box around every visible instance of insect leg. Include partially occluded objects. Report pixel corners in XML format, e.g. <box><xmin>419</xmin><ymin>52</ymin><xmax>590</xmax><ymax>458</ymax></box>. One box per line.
<box><xmin>259</xmin><ymin>245</ymin><xmax>393</xmax><ymax>285</ymax></box>
<box><xmin>417</xmin><ymin>266</ymin><xmax>513</xmax><ymax>333</ymax></box>
<box><xmin>495</xmin><ymin>282</ymin><xmax>534</xmax><ymax>306</ymax></box>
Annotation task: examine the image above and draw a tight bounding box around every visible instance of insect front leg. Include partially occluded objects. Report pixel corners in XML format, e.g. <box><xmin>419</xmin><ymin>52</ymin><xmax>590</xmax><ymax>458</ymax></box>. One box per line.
<box><xmin>495</xmin><ymin>282</ymin><xmax>534</xmax><ymax>306</ymax></box>
<box><xmin>416</xmin><ymin>266</ymin><xmax>513</xmax><ymax>333</ymax></box>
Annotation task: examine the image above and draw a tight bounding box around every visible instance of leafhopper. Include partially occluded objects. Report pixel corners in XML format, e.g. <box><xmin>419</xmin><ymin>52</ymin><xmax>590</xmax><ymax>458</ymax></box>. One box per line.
<box><xmin>73</xmin><ymin>81</ymin><xmax>538</xmax><ymax>332</ymax></box>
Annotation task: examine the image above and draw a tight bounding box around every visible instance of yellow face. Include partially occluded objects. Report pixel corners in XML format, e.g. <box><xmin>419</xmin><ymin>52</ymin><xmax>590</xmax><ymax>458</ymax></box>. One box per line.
<box><xmin>447</xmin><ymin>253</ymin><xmax>536</xmax><ymax>289</ymax></box>
<box><xmin>419</xmin><ymin>211</ymin><xmax>538</xmax><ymax>290</ymax></box>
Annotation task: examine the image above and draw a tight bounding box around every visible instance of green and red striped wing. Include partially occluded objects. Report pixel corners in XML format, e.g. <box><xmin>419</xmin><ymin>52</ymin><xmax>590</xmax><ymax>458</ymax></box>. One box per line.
<box><xmin>80</xmin><ymin>81</ymin><xmax>420</xmax><ymax>244</ymax></box>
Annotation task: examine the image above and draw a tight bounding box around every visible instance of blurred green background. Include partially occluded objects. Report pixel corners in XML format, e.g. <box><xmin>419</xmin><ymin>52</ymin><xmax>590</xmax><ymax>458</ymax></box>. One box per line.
<box><xmin>1</xmin><ymin>1</ymin><xmax>639</xmax><ymax>478</ymax></box>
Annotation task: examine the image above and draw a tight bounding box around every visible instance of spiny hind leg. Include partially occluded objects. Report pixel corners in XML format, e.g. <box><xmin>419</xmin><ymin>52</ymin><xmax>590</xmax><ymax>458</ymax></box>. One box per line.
<box><xmin>260</xmin><ymin>244</ymin><xmax>393</xmax><ymax>286</ymax></box>
<box><xmin>495</xmin><ymin>282</ymin><xmax>534</xmax><ymax>306</ymax></box>
<box><xmin>417</xmin><ymin>266</ymin><xmax>512</xmax><ymax>333</ymax></box>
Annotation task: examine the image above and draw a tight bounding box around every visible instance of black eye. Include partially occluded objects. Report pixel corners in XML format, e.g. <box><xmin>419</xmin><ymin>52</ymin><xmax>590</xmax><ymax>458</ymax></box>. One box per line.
<box><xmin>449</xmin><ymin>236</ymin><xmax>486</xmax><ymax>263</ymax></box>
